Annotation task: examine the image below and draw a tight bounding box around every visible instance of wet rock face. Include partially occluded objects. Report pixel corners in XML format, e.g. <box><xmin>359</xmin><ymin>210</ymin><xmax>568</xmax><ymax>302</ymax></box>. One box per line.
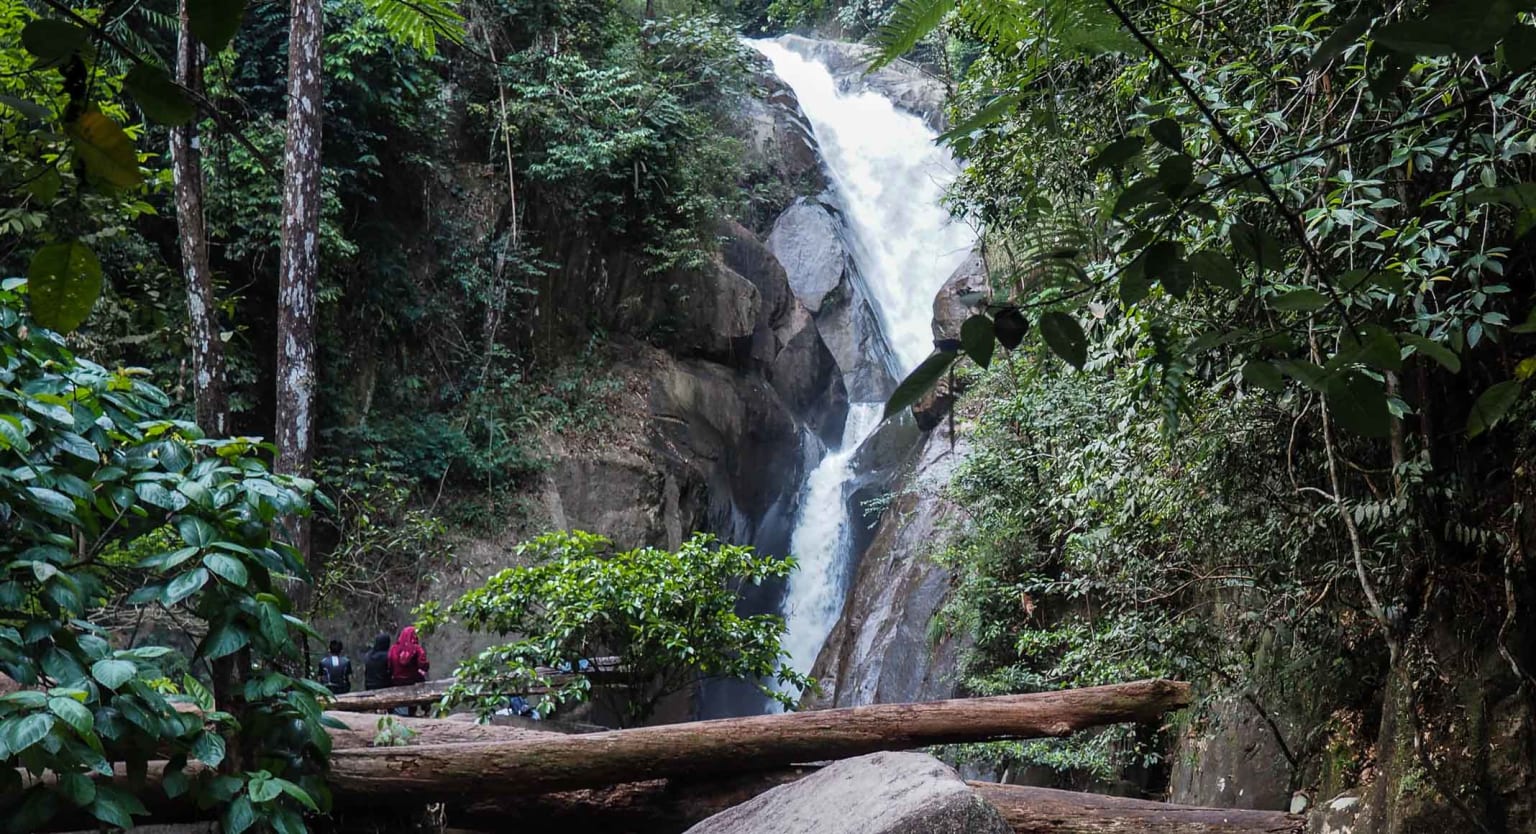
<box><xmin>684</xmin><ymin>752</ymin><xmax>1011</xmax><ymax>834</ymax></box>
<box><xmin>932</xmin><ymin>250</ymin><xmax>987</xmax><ymax>341</ymax></box>
<box><xmin>808</xmin><ymin>423</ymin><xmax>971</xmax><ymax>708</ymax></box>
<box><xmin>1168</xmin><ymin>696</ymin><xmax>1295</xmax><ymax>811</ymax></box>
<box><xmin>767</xmin><ymin>197</ymin><xmax>897</xmax><ymax>402</ymax></box>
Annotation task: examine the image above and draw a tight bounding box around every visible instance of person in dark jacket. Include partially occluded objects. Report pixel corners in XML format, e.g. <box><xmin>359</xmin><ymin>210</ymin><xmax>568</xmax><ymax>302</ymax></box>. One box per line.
<box><xmin>388</xmin><ymin>625</ymin><xmax>430</xmax><ymax>686</ymax></box>
<box><xmin>363</xmin><ymin>633</ymin><xmax>392</xmax><ymax>691</ymax></box>
<box><xmin>317</xmin><ymin>640</ymin><xmax>352</xmax><ymax>695</ymax></box>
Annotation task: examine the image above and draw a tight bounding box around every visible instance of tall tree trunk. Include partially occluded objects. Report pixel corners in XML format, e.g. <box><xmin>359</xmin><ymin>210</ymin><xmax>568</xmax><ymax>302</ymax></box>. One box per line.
<box><xmin>276</xmin><ymin>0</ymin><xmax>324</xmax><ymax>598</ymax></box>
<box><xmin>169</xmin><ymin>0</ymin><xmax>227</xmax><ymax>436</ymax></box>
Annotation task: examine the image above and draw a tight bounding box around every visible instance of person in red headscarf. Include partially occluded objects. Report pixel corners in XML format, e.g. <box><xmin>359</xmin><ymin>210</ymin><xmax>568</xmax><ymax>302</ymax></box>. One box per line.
<box><xmin>388</xmin><ymin>625</ymin><xmax>430</xmax><ymax>687</ymax></box>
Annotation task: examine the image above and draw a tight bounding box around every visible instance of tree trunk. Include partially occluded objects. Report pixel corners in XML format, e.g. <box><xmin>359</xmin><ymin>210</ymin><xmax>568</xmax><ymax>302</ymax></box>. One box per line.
<box><xmin>327</xmin><ymin>680</ymin><xmax>1190</xmax><ymax>797</ymax></box>
<box><xmin>169</xmin><ymin>0</ymin><xmax>227</xmax><ymax>435</ymax></box>
<box><xmin>969</xmin><ymin>783</ymin><xmax>1304</xmax><ymax>834</ymax></box>
<box><xmin>275</xmin><ymin>0</ymin><xmax>324</xmax><ymax>588</ymax></box>
<box><xmin>327</xmin><ymin>658</ymin><xmax>624</xmax><ymax>711</ymax></box>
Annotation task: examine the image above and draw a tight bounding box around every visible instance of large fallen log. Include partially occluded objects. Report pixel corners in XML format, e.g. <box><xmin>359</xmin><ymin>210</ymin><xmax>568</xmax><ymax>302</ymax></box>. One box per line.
<box><xmin>328</xmin><ymin>679</ymin><xmax>1190</xmax><ymax>797</ymax></box>
<box><xmin>970</xmin><ymin>783</ymin><xmax>1304</xmax><ymax>834</ymax></box>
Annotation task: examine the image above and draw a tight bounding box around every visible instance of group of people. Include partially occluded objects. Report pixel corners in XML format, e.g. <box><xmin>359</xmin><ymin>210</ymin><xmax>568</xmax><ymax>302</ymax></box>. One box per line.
<box><xmin>316</xmin><ymin>625</ymin><xmax>431</xmax><ymax>695</ymax></box>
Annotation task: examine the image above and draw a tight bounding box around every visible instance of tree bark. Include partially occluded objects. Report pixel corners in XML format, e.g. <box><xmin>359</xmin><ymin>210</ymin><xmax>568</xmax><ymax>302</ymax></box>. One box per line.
<box><xmin>327</xmin><ymin>680</ymin><xmax>1190</xmax><ymax>797</ymax></box>
<box><xmin>169</xmin><ymin>0</ymin><xmax>227</xmax><ymax>435</ymax></box>
<box><xmin>969</xmin><ymin>783</ymin><xmax>1304</xmax><ymax>834</ymax></box>
<box><xmin>275</xmin><ymin>0</ymin><xmax>324</xmax><ymax>583</ymax></box>
<box><xmin>326</xmin><ymin>658</ymin><xmax>625</xmax><ymax>711</ymax></box>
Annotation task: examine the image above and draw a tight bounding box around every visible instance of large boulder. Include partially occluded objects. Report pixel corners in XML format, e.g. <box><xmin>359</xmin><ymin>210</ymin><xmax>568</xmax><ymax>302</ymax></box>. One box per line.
<box><xmin>684</xmin><ymin>752</ymin><xmax>1010</xmax><ymax>834</ymax></box>
<box><xmin>767</xmin><ymin>200</ymin><xmax>846</xmax><ymax>313</ymax></box>
<box><xmin>932</xmin><ymin>249</ymin><xmax>987</xmax><ymax>341</ymax></box>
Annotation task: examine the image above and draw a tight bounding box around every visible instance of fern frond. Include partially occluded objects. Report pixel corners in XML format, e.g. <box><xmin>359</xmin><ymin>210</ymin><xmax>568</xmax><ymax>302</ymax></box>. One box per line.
<box><xmin>360</xmin><ymin>0</ymin><xmax>465</xmax><ymax>56</ymax></box>
<box><xmin>871</xmin><ymin>0</ymin><xmax>957</xmax><ymax>69</ymax></box>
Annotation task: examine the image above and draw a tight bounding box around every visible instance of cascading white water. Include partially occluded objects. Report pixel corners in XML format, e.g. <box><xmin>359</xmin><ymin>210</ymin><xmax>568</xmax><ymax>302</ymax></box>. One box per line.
<box><xmin>753</xmin><ymin>39</ymin><xmax>976</xmax><ymax>694</ymax></box>
<box><xmin>752</xmin><ymin>39</ymin><xmax>975</xmax><ymax>371</ymax></box>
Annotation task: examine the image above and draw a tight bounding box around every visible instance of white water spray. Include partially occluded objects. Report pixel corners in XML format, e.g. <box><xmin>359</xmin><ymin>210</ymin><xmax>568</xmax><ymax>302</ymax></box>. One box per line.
<box><xmin>752</xmin><ymin>39</ymin><xmax>975</xmax><ymax>694</ymax></box>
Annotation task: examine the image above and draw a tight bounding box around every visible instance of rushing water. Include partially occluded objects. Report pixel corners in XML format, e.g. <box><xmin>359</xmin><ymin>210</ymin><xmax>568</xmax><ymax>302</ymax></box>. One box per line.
<box><xmin>751</xmin><ymin>39</ymin><xmax>975</xmax><ymax>698</ymax></box>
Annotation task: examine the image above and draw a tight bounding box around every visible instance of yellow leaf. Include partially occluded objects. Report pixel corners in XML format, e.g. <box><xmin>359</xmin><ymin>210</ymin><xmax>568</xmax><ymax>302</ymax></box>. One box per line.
<box><xmin>68</xmin><ymin>110</ymin><xmax>141</xmax><ymax>188</ymax></box>
<box><xmin>1516</xmin><ymin>357</ymin><xmax>1536</xmax><ymax>381</ymax></box>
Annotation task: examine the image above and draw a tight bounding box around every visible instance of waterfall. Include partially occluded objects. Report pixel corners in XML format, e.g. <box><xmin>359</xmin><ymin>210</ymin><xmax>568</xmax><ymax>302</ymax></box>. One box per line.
<box><xmin>751</xmin><ymin>39</ymin><xmax>975</xmax><ymax>696</ymax></box>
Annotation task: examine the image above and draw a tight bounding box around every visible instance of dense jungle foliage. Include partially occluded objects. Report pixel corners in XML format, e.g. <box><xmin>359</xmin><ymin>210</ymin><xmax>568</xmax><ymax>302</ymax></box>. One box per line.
<box><xmin>853</xmin><ymin>0</ymin><xmax>1536</xmax><ymax>825</ymax></box>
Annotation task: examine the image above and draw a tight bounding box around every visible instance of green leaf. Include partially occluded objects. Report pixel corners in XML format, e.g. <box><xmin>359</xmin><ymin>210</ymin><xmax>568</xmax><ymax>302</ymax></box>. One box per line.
<box><xmin>204</xmin><ymin>553</ymin><xmax>249</xmax><ymax>586</ymax></box>
<box><xmin>959</xmin><ymin>314</ymin><xmax>995</xmax><ymax>368</ymax></box>
<box><xmin>1147</xmin><ymin>118</ymin><xmax>1182</xmax><ymax>150</ymax></box>
<box><xmin>58</xmin><ymin>771</ymin><xmax>96</xmax><ymax>806</ymax></box>
<box><xmin>123</xmin><ymin>65</ymin><xmax>195</xmax><ymax>126</ymax></box>
<box><xmin>91</xmin><ymin>658</ymin><xmax>137</xmax><ymax>690</ymax></box>
<box><xmin>192</xmin><ymin>730</ymin><xmax>226</xmax><ymax>768</ymax></box>
<box><xmin>1341</xmin><ymin>325</ymin><xmax>1402</xmax><ymax>372</ymax></box>
<box><xmin>48</xmin><ymin>696</ymin><xmax>93</xmax><ymax>734</ymax></box>
<box><xmin>276</xmin><ymin>779</ymin><xmax>319</xmax><ymax>811</ymax></box>
<box><xmin>1306</xmin><ymin>14</ymin><xmax>1371</xmax><ymax>72</ymax></box>
<box><xmin>1156</xmin><ymin>154</ymin><xmax>1194</xmax><ymax>197</ymax></box>
<box><xmin>28</xmin><ymin>241</ymin><xmax>103</xmax><ymax>333</ymax></box>
<box><xmin>0</xmin><ymin>713</ymin><xmax>55</xmax><ymax>754</ymax></box>
<box><xmin>883</xmin><ymin>351</ymin><xmax>958</xmax><ymax>420</ymax></box>
<box><xmin>1324</xmin><ymin>371</ymin><xmax>1391</xmax><ymax>437</ymax></box>
<box><xmin>1402</xmin><ymin>334</ymin><xmax>1461</xmax><ymax>373</ymax></box>
<box><xmin>188</xmin><ymin>0</ymin><xmax>248</xmax><ymax>51</ymax></box>
<box><xmin>198</xmin><ymin>622</ymin><xmax>250</xmax><ymax>660</ymax></box>
<box><xmin>21</xmin><ymin>20</ymin><xmax>88</xmax><ymax>62</ymax></box>
<box><xmin>992</xmin><ymin>307</ymin><xmax>1028</xmax><ymax>349</ymax></box>
<box><xmin>871</xmin><ymin>0</ymin><xmax>950</xmax><ymax>70</ymax></box>
<box><xmin>938</xmin><ymin>92</ymin><xmax>1018</xmax><ymax>146</ymax></box>
<box><xmin>69</xmin><ymin>111</ymin><xmax>143</xmax><ymax>189</ymax></box>
<box><xmin>1242</xmin><ymin>361</ymin><xmax>1285</xmax><ymax>393</ymax></box>
<box><xmin>1089</xmin><ymin>135</ymin><xmax>1144</xmax><ymax>174</ymax></box>
<box><xmin>1189</xmin><ymin>250</ymin><xmax>1240</xmax><ymax>292</ymax></box>
<box><xmin>1467</xmin><ymin>379</ymin><xmax>1523</xmax><ymax>437</ymax></box>
<box><xmin>1269</xmin><ymin>289</ymin><xmax>1329</xmax><ymax>312</ymax></box>
<box><xmin>1375</xmin><ymin>0</ymin><xmax>1517</xmax><ymax>58</ymax></box>
<box><xmin>177</xmin><ymin>516</ymin><xmax>218</xmax><ymax>547</ymax></box>
<box><xmin>163</xmin><ymin>568</ymin><xmax>210</xmax><ymax>606</ymax></box>
<box><xmin>249</xmin><ymin>776</ymin><xmax>282</xmax><ymax>803</ymax></box>
<box><xmin>1502</xmin><ymin>24</ymin><xmax>1536</xmax><ymax>71</ymax></box>
<box><xmin>1229</xmin><ymin>222</ymin><xmax>1285</xmax><ymax>271</ymax></box>
<box><xmin>1039</xmin><ymin>312</ymin><xmax>1088</xmax><ymax>370</ymax></box>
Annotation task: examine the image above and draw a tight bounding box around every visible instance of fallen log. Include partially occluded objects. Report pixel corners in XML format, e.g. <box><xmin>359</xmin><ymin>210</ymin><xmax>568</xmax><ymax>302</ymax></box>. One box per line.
<box><xmin>327</xmin><ymin>679</ymin><xmax>1190</xmax><ymax>797</ymax></box>
<box><xmin>970</xmin><ymin>783</ymin><xmax>1304</xmax><ymax>834</ymax></box>
<box><xmin>324</xmin><ymin>710</ymin><xmax>561</xmax><ymax>748</ymax></box>
<box><xmin>328</xmin><ymin>657</ymin><xmax>624</xmax><ymax>712</ymax></box>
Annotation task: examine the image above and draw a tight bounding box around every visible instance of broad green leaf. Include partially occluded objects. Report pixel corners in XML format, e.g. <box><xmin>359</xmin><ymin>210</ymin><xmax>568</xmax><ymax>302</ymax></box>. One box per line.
<box><xmin>275</xmin><ymin>779</ymin><xmax>319</xmax><ymax>811</ymax></box>
<box><xmin>959</xmin><ymin>314</ymin><xmax>995</xmax><ymax>368</ymax></box>
<box><xmin>177</xmin><ymin>516</ymin><xmax>218</xmax><ymax>547</ymax></box>
<box><xmin>204</xmin><ymin>553</ymin><xmax>249</xmax><ymax>586</ymax></box>
<box><xmin>198</xmin><ymin>622</ymin><xmax>250</xmax><ymax>660</ymax></box>
<box><xmin>188</xmin><ymin>0</ymin><xmax>248</xmax><ymax>51</ymax></box>
<box><xmin>883</xmin><ymin>351</ymin><xmax>958</xmax><ymax>420</ymax></box>
<box><xmin>0</xmin><ymin>713</ymin><xmax>55</xmax><ymax>754</ymax></box>
<box><xmin>1325</xmin><ymin>370</ymin><xmax>1391</xmax><ymax>437</ymax></box>
<box><xmin>992</xmin><ymin>307</ymin><xmax>1028</xmax><ymax>349</ymax></box>
<box><xmin>69</xmin><ymin>111</ymin><xmax>142</xmax><ymax>188</ymax></box>
<box><xmin>91</xmin><ymin>658</ymin><xmax>137</xmax><ymax>690</ymax></box>
<box><xmin>123</xmin><ymin>65</ymin><xmax>196</xmax><ymax>126</ymax></box>
<box><xmin>1269</xmin><ymin>288</ymin><xmax>1329</xmax><ymax>312</ymax></box>
<box><xmin>1375</xmin><ymin>0</ymin><xmax>1517</xmax><ymax>58</ymax></box>
<box><xmin>1229</xmin><ymin>222</ymin><xmax>1285</xmax><ymax>271</ymax></box>
<box><xmin>1305</xmin><ymin>15</ymin><xmax>1370</xmax><ymax>72</ymax></box>
<box><xmin>1039</xmin><ymin>312</ymin><xmax>1087</xmax><ymax>370</ymax></box>
<box><xmin>1467</xmin><ymin>379</ymin><xmax>1523</xmax><ymax>437</ymax></box>
<box><xmin>28</xmin><ymin>241</ymin><xmax>103</xmax><ymax>333</ymax></box>
<box><xmin>1189</xmin><ymin>250</ymin><xmax>1240</xmax><ymax>292</ymax></box>
<box><xmin>192</xmin><ymin>730</ymin><xmax>226</xmax><ymax>767</ymax></box>
<box><xmin>1147</xmin><ymin>117</ymin><xmax>1182</xmax><ymax>150</ymax></box>
<box><xmin>1340</xmin><ymin>325</ymin><xmax>1402</xmax><ymax>372</ymax></box>
<box><xmin>1089</xmin><ymin>135</ymin><xmax>1144</xmax><ymax>174</ymax></box>
<box><xmin>1404</xmin><ymin>336</ymin><xmax>1462</xmax><ymax>373</ymax></box>
<box><xmin>938</xmin><ymin>92</ymin><xmax>1018</xmax><ymax>146</ymax></box>
<box><xmin>90</xmin><ymin>786</ymin><xmax>147</xmax><ymax>829</ymax></box>
<box><xmin>249</xmin><ymin>776</ymin><xmax>282</xmax><ymax>803</ymax></box>
<box><xmin>163</xmin><ymin>568</ymin><xmax>210</xmax><ymax>606</ymax></box>
<box><xmin>1242</xmin><ymin>361</ymin><xmax>1285</xmax><ymax>393</ymax></box>
<box><xmin>21</xmin><ymin>20</ymin><xmax>88</xmax><ymax>62</ymax></box>
<box><xmin>58</xmin><ymin>772</ymin><xmax>96</xmax><ymax>806</ymax></box>
<box><xmin>48</xmin><ymin>696</ymin><xmax>93</xmax><ymax>733</ymax></box>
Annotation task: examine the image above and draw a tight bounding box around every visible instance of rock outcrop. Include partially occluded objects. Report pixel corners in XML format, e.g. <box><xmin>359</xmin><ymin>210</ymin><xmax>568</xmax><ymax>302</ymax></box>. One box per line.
<box><xmin>684</xmin><ymin>752</ymin><xmax>1011</xmax><ymax>834</ymax></box>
